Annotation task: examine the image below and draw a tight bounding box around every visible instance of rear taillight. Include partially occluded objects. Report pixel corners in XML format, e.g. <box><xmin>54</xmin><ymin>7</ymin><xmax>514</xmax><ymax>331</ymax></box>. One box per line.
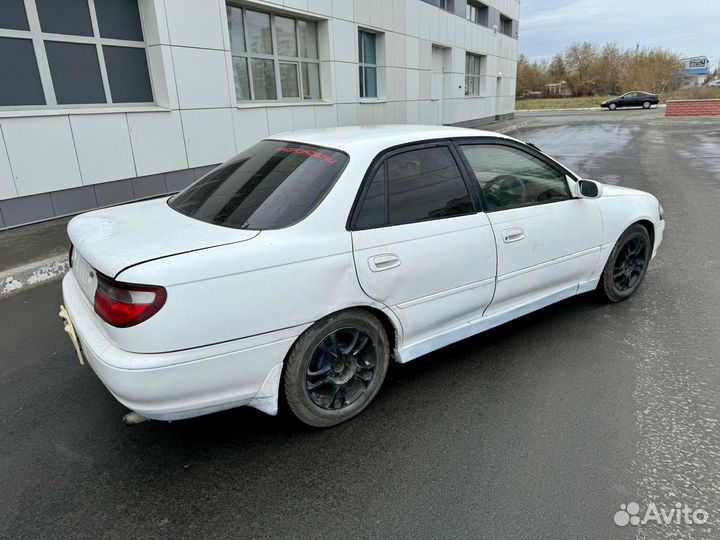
<box><xmin>94</xmin><ymin>273</ymin><xmax>167</xmax><ymax>328</ymax></box>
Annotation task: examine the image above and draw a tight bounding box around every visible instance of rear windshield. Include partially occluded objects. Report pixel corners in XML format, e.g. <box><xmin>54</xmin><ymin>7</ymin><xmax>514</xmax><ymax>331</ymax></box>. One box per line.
<box><xmin>169</xmin><ymin>141</ymin><xmax>349</xmax><ymax>230</ymax></box>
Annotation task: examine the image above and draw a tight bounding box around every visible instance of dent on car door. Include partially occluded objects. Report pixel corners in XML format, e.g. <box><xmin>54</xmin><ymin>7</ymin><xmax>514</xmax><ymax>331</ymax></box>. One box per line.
<box><xmin>456</xmin><ymin>142</ymin><xmax>603</xmax><ymax>315</ymax></box>
<box><xmin>350</xmin><ymin>143</ymin><xmax>497</xmax><ymax>347</ymax></box>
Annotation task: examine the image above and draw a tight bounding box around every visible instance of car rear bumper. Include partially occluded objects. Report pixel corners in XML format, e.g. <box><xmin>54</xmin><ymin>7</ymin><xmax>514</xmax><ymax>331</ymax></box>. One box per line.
<box><xmin>61</xmin><ymin>272</ymin><xmax>305</xmax><ymax>421</ymax></box>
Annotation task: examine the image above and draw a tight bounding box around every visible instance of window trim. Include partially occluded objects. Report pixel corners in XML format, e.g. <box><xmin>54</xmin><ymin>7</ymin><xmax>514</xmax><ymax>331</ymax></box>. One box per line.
<box><xmin>452</xmin><ymin>138</ymin><xmax>577</xmax><ymax>213</ymax></box>
<box><xmin>227</xmin><ymin>4</ymin><xmax>321</xmax><ymax>103</ymax></box>
<box><xmin>0</xmin><ymin>0</ymin><xmax>153</xmax><ymax>110</ymax></box>
<box><xmin>347</xmin><ymin>139</ymin><xmax>481</xmax><ymax>231</ymax></box>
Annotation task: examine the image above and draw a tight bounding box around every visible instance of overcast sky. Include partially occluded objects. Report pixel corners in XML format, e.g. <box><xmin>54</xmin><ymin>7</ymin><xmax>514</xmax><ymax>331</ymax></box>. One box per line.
<box><xmin>519</xmin><ymin>0</ymin><xmax>720</xmax><ymax>66</ymax></box>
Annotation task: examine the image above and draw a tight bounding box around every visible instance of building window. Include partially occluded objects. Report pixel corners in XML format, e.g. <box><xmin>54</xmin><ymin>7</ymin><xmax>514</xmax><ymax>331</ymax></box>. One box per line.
<box><xmin>500</xmin><ymin>14</ymin><xmax>513</xmax><ymax>37</ymax></box>
<box><xmin>438</xmin><ymin>0</ymin><xmax>454</xmax><ymax>13</ymax></box>
<box><xmin>358</xmin><ymin>30</ymin><xmax>377</xmax><ymax>98</ymax></box>
<box><xmin>227</xmin><ymin>5</ymin><xmax>320</xmax><ymax>102</ymax></box>
<box><xmin>465</xmin><ymin>53</ymin><xmax>485</xmax><ymax>96</ymax></box>
<box><xmin>0</xmin><ymin>0</ymin><xmax>152</xmax><ymax>108</ymax></box>
<box><xmin>466</xmin><ymin>1</ymin><xmax>488</xmax><ymax>26</ymax></box>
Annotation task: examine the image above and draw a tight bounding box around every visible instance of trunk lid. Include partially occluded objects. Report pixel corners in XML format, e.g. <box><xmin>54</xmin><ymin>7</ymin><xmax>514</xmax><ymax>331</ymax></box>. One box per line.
<box><xmin>68</xmin><ymin>197</ymin><xmax>259</xmax><ymax>279</ymax></box>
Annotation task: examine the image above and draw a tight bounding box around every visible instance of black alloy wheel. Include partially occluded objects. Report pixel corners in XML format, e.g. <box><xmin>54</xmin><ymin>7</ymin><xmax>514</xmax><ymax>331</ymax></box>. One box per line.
<box><xmin>598</xmin><ymin>224</ymin><xmax>652</xmax><ymax>302</ymax></box>
<box><xmin>284</xmin><ymin>309</ymin><xmax>389</xmax><ymax>427</ymax></box>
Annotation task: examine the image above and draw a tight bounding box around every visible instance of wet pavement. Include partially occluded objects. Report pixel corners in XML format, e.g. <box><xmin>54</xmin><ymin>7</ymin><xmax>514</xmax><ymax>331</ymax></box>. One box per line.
<box><xmin>1</xmin><ymin>110</ymin><xmax>719</xmax><ymax>539</ymax></box>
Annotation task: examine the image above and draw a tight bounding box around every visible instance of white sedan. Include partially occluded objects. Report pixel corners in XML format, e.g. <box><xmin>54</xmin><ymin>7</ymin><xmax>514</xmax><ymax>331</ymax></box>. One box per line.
<box><xmin>60</xmin><ymin>125</ymin><xmax>665</xmax><ymax>427</ymax></box>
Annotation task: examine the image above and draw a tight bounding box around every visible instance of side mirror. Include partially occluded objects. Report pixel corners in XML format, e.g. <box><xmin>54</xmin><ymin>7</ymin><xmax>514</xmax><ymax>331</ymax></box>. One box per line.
<box><xmin>578</xmin><ymin>179</ymin><xmax>602</xmax><ymax>198</ymax></box>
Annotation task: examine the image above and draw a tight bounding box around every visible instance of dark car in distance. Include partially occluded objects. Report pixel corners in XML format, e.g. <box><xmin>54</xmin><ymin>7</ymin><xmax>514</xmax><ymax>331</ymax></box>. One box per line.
<box><xmin>601</xmin><ymin>92</ymin><xmax>660</xmax><ymax>110</ymax></box>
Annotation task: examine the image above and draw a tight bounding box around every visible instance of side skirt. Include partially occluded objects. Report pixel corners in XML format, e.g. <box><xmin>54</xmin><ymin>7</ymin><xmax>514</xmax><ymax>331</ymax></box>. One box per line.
<box><xmin>396</xmin><ymin>283</ymin><xmax>591</xmax><ymax>364</ymax></box>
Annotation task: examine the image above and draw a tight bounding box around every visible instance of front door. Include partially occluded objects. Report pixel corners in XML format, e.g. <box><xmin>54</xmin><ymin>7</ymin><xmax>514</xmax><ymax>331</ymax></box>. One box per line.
<box><xmin>431</xmin><ymin>45</ymin><xmax>448</xmax><ymax>124</ymax></box>
<box><xmin>456</xmin><ymin>141</ymin><xmax>603</xmax><ymax>315</ymax></box>
<box><xmin>350</xmin><ymin>143</ymin><xmax>497</xmax><ymax>348</ymax></box>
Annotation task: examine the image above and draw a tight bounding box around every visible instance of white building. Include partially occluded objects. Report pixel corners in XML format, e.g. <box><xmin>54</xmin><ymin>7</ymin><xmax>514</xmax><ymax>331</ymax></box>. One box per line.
<box><xmin>0</xmin><ymin>0</ymin><xmax>519</xmax><ymax>229</ymax></box>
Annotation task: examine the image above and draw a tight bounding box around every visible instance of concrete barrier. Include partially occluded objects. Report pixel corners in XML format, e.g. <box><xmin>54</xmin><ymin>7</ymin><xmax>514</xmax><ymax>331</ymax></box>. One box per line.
<box><xmin>665</xmin><ymin>99</ymin><xmax>720</xmax><ymax>116</ymax></box>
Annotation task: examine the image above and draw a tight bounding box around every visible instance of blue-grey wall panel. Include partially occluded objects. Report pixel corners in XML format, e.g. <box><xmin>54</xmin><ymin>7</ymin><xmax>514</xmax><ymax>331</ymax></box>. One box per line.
<box><xmin>50</xmin><ymin>186</ymin><xmax>98</xmax><ymax>215</ymax></box>
<box><xmin>132</xmin><ymin>174</ymin><xmax>167</xmax><ymax>199</ymax></box>
<box><xmin>94</xmin><ymin>179</ymin><xmax>134</xmax><ymax>207</ymax></box>
<box><xmin>0</xmin><ymin>194</ymin><xmax>55</xmax><ymax>227</ymax></box>
<box><xmin>165</xmin><ymin>169</ymin><xmax>195</xmax><ymax>192</ymax></box>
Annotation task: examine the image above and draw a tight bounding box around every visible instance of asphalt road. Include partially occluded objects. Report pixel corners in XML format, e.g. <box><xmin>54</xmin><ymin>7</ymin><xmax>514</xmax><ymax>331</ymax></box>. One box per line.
<box><xmin>2</xmin><ymin>110</ymin><xmax>719</xmax><ymax>540</ymax></box>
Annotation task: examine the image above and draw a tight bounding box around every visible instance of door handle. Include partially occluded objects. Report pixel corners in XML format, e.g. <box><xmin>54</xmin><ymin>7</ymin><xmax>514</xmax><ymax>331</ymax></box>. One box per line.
<box><xmin>368</xmin><ymin>254</ymin><xmax>401</xmax><ymax>272</ymax></box>
<box><xmin>502</xmin><ymin>227</ymin><xmax>525</xmax><ymax>243</ymax></box>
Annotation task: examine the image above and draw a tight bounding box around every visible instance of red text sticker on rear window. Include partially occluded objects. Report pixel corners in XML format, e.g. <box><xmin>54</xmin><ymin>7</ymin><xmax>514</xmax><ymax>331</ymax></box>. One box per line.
<box><xmin>276</xmin><ymin>147</ymin><xmax>337</xmax><ymax>164</ymax></box>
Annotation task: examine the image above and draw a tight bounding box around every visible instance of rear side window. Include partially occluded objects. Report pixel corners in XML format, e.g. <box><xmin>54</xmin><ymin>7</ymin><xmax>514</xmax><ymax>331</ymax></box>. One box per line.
<box><xmin>354</xmin><ymin>145</ymin><xmax>474</xmax><ymax>229</ymax></box>
<box><xmin>169</xmin><ymin>141</ymin><xmax>348</xmax><ymax>230</ymax></box>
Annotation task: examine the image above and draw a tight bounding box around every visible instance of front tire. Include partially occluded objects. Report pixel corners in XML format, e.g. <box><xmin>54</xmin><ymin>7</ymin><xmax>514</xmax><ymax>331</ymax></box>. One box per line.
<box><xmin>642</xmin><ymin>101</ymin><xmax>651</xmax><ymax>109</ymax></box>
<box><xmin>598</xmin><ymin>224</ymin><xmax>652</xmax><ymax>302</ymax></box>
<box><xmin>283</xmin><ymin>309</ymin><xmax>390</xmax><ymax>427</ymax></box>
<box><xmin>608</xmin><ymin>102</ymin><xmax>617</xmax><ymax>110</ymax></box>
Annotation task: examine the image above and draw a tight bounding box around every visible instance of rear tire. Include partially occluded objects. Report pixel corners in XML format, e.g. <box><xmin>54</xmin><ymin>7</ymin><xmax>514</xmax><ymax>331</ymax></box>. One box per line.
<box><xmin>608</xmin><ymin>103</ymin><xmax>617</xmax><ymax>110</ymax></box>
<box><xmin>598</xmin><ymin>224</ymin><xmax>652</xmax><ymax>303</ymax></box>
<box><xmin>642</xmin><ymin>101</ymin><xmax>651</xmax><ymax>109</ymax></box>
<box><xmin>283</xmin><ymin>309</ymin><xmax>389</xmax><ymax>427</ymax></box>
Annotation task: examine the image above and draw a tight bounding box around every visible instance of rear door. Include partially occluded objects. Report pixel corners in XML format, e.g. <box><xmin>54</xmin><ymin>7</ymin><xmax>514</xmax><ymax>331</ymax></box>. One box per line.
<box><xmin>350</xmin><ymin>142</ymin><xmax>497</xmax><ymax>347</ymax></box>
<box><xmin>455</xmin><ymin>140</ymin><xmax>602</xmax><ymax>315</ymax></box>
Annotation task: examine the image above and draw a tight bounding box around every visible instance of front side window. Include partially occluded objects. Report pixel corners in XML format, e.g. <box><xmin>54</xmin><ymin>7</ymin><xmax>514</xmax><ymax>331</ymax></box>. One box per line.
<box><xmin>459</xmin><ymin>144</ymin><xmax>571</xmax><ymax>211</ymax></box>
<box><xmin>227</xmin><ymin>5</ymin><xmax>320</xmax><ymax>101</ymax></box>
<box><xmin>354</xmin><ymin>146</ymin><xmax>474</xmax><ymax>229</ymax></box>
<box><xmin>358</xmin><ymin>30</ymin><xmax>377</xmax><ymax>98</ymax></box>
<box><xmin>0</xmin><ymin>0</ymin><xmax>152</xmax><ymax>107</ymax></box>
<box><xmin>169</xmin><ymin>141</ymin><xmax>348</xmax><ymax>230</ymax></box>
<box><xmin>465</xmin><ymin>53</ymin><xmax>485</xmax><ymax>96</ymax></box>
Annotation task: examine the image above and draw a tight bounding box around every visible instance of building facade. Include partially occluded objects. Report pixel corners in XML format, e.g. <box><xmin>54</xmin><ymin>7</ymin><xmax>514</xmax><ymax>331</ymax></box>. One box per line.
<box><xmin>0</xmin><ymin>0</ymin><xmax>519</xmax><ymax>229</ymax></box>
<box><xmin>679</xmin><ymin>56</ymin><xmax>710</xmax><ymax>88</ymax></box>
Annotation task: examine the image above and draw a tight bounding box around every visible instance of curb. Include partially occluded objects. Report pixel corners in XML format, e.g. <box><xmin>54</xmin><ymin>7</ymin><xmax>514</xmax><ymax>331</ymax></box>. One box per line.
<box><xmin>493</xmin><ymin>120</ymin><xmax>530</xmax><ymax>134</ymax></box>
<box><xmin>517</xmin><ymin>104</ymin><xmax>667</xmax><ymax>113</ymax></box>
<box><xmin>1</xmin><ymin>254</ymin><xmax>68</xmax><ymax>297</ymax></box>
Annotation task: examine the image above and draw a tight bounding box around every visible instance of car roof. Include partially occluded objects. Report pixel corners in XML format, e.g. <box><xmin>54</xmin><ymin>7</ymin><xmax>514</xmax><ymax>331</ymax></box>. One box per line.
<box><xmin>267</xmin><ymin>124</ymin><xmax>512</xmax><ymax>154</ymax></box>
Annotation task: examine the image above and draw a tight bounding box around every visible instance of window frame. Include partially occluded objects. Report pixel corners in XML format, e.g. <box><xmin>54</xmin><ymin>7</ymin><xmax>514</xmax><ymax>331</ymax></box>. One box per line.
<box><xmin>438</xmin><ymin>0</ymin><xmax>454</xmax><ymax>13</ymax></box>
<box><xmin>0</xmin><ymin>0</ymin><xmax>153</xmax><ymax>110</ymax></box>
<box><xmin>466</xmin><ymin>0</ymin><xmax>489</xmax><ymax>27</ymax></box>
<box><xmin>452</xmin><ymin>138</ymin><xmax>578</xmax><ymax>213</ymax></box>
<box><xmin>347</xmin><ymin>140</ymin><xmax>482</xmax><ymax>231</ymax></box>
<box><xmin>499</xmin><ymin>14</ymin><xmax>513</xmax><ymax>37</ymax></box>
<box><xmin>358</xmin><ymin>29</ymin><xmax>378</xmax><ymax>99</ymax></box>
<box><xmin>464</xmin><ymin>52</ymin><xmax>485</xmax><ymax>96</ymax></box>
<box><xmin>227</xmin><ymin>4</ymin><xmax>321</xmax><ymax>103</ymax></box>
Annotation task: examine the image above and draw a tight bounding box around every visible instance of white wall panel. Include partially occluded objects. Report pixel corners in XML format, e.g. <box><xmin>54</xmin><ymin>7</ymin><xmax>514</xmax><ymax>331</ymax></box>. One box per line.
<box><xmin>267</xmin><ymin>107</ymin><xmax>294</xmax><ymax>134</ymax></box>
<box><xmin>314</xmin><ymin>104</ymin><xmax>338</xmax><ymax>127</ymax></box>
<box><xmin>182</xmin><ymin>108</ymin><xmax>236</xmax><ymax>168</ymax></box>
<box><xmin>0</xmin><ymin>127</ymin><xmax>17</xmax><ymax>200</ymax></box>
<box><xmin>291</xmin><ymin>106</ymin><xmax>316</xmax><ymax>131</ymax></box>
<box><xmin>233</xmin><ymin>108</ymin><xmax>269</xmax><ymax>152</ymax></box>
<box><xmin>1</xmin><ymin>117</ymin><xmax>82</xmax><ymax>196</ymax></box>
<box><xmin>331</xmin><ymin>0</ymin><xmax>353</xmax><ymax>21</ymax></box>
<box><xmin>165</xmin><ymin>0</ymin><xmax>225</xmax><ymax>50</ymax></box>
<box><xmin>127</xmin><ymin>111</ymin><xmax>188</xmax><ymax>176</ymax></box>
<box><xmin>332</xmin><ymin>19</ymin><xmax>356</xmax><ymax>63</ymax></box>
<box><xmin>172</xmin><ymin>47</ymin><xmax>231</xmax><ymax>109</ymax></box>
<box><xmin>70</xmin><ymin>114</ymin><xmax>137</xmax><ymax>185</ymax></box>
